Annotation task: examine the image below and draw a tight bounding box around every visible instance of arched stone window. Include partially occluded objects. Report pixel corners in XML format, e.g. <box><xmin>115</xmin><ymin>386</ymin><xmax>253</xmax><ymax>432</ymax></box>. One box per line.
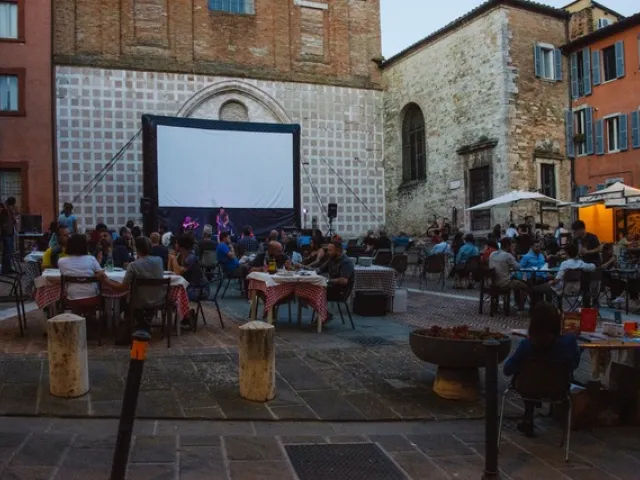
<box><xmin>219</xmin><ymin>100</ymin><xmax>249</xmax><ymax>122</ymax></box>
<box><xmin>401</xmin><ymin>104</ymin><xmax>426</xmax><ymax>183</ymax></box>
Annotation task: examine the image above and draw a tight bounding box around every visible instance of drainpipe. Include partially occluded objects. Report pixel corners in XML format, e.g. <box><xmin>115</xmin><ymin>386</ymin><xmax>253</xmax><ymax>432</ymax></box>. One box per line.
<box><xmin>50</xmin><ymin>0</ymin><xmax>59</xmax><ymax>222</ymax></box>
<box><xmin>565</xmin><ymin>17</ymin><xmax>576</xmax><ymax>223</ymax></box>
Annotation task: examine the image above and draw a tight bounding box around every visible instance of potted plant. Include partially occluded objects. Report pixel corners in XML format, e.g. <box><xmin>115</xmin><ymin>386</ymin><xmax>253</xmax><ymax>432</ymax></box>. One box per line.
<box><xmin>410</xmin><ymin>326</ymin><xmax>512</xmax><ymax>401</ymax></box>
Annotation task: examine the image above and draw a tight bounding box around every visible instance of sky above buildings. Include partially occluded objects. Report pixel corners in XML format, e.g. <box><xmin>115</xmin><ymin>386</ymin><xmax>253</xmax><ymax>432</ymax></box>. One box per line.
<box><xmin>381</xmin><ymin>0</ymin><xmax>639</xmax><ymax>58</ymax></box>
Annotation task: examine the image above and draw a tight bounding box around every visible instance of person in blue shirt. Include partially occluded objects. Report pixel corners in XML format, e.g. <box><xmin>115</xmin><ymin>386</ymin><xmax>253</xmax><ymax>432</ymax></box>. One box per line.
<box><xmin>518</xmin><ymin>240</ymin><xmax>548</xmax><ymax>282</ymax></box>
<box><xmin>216</xmin><ymin>231</ymin><xmax>241</xmax><ymax>274</ymax></box>
<box><xmin>455</xmin><ymin>234</ymin><xmax>479</xmax><ymax>265</ymax></box>
<box><xmin>503</xmin><ymin>301</ymin><xmax>581</xmax><ymax>436</ymax></box>
<box><xmin>430</xmin><ymin>233</ymin><xmax>452</xmax><ymax>256</ymax></box>
<box><xmin>57</xmin><ymin>202</ymin><xmax>78</xmax><ymax>234</ymax></box>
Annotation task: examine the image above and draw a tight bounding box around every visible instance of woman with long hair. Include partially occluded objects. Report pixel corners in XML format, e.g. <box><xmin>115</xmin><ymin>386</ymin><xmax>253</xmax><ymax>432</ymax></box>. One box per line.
<box><xmin>503</xmin><ymin>302</ymin><xmax>581</xmax><ymax>436</ymax></box>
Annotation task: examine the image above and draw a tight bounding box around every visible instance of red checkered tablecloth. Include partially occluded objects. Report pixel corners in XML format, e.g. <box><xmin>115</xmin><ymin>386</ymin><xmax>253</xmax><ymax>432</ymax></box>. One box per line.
<box><xmin>35</xmin><ymin>284</ymin><xmax>190</xmax><ymax>318</ymax></box>
<box><xmin>248</xmin><ymin>279</ymin><xmax>327</xmax><ymax>323</ymax></box>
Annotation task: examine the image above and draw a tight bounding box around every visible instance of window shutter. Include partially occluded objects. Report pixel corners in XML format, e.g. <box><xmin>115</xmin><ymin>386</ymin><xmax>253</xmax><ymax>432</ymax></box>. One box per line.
<box><xmin>619</xmin><ymin>114</ymin><xmax>628</xmax><ymax>151</ymax></box>
<box><xmin>632</xmin><ymin>111</ymin><xmax>640</xmax><ymax>149</ymax></box>
<box><xmin>534</xmin><ymin>45</ymin><xmax>542</xmax><ymax>77</ymax></box>
<box><xmin>595</xmin><ymin>119</ymin><xmax>604</xmax><ymax>155</ymax></box>
<box><xmin>585</xmin><ymin>107</ymin><xmax>594</xmax><ymax>155</ymax></box>
<box><xmin>554</xmin><ymin>49</ymin><xmax>562</xmax><ymax>81</ymax></box>
<box><xmin>582</xmin><ymin>47</ymin><xmax>591</xmax><ymax>96</ymax></box>
<box><xmin>591</xmin><ymin>50</ymin><xmax>601</xmax><ymax>86</ymax></box>
<box><xmin>565</xmin><ymin>110</ymin><xmax>575</xmax><ymax>159</ymax></box>
<box><xmin>615</xmin><ymin>41</ymin><xmax>625</xmax><ymax>78</ymax></box>
<box><xmin>570</xmin><ymin>53</ymin><xmax>579</xmax><ymax>99</ymax></box>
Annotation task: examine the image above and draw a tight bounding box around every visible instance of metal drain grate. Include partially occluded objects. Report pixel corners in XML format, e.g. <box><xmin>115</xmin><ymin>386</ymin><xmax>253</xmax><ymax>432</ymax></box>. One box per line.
<box><xmin>347</xmin><ymin>336</ymin><xmax>393</xmax><ymax>347</ymax></box>
<box><xmin>285</xmin><ymin>443</ymin><xmax>405</xmax><ymax>480</ymax></box>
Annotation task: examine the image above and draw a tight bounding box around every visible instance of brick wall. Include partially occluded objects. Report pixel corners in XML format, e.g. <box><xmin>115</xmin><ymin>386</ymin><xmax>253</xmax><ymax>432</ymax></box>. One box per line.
<box><xmin>53</xmin><ymin>0</ymin><xmax>382</xmax><ymax>90</ymax></box>
<box><xmin>382</xmin><ymin>6</ymin><xmax>571</xmax><ymax>234</ymax></box>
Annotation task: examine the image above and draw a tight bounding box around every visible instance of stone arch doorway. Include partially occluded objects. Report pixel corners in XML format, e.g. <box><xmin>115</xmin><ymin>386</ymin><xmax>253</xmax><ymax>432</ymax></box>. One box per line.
<box><xmin>176</xmin><ymin>80</ymin><xmax>292</xmax><ymax>124</ymax></box>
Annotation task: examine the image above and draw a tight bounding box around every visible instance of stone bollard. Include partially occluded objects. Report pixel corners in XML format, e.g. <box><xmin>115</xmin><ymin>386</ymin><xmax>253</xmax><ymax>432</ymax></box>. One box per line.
<box><xmin>238</xmin><ymin>321</ymin><xmax>275</xmax><ymax>402</ymax></box>
<box><xmin>47</xmin><ymin>313</ymin><xmax>90</xmax><ymax>398</ymax></box>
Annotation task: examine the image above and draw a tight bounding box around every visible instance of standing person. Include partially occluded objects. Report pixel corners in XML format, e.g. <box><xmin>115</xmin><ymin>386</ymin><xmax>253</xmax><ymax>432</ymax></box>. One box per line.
<box><xmin>554</xmin><ymin>222</ymin><xmax>568</xmax><ymax>241</ymax></box>
<box><xmin>57</xmin><ymin>202</ymin><xmax>78</xmax><ymax>234</ymax></box>
<box><xmin>216</xmin><ymin>207</ymin><xmax>230</xmax><ymax>235</ymax></box>
<box><xmin>571</xmin><ymin>220</ymin><xmax>602</xmax><ymax>267</ymax></box>
<box><xmin>0</xmin><ymin>197</ymin><xmax>18</xmax><ymax>273</ymax></box>
<box><xmin>506</xmin><ymin>223</ymin><xmax>518</xmax><ymax>239</ymax></box>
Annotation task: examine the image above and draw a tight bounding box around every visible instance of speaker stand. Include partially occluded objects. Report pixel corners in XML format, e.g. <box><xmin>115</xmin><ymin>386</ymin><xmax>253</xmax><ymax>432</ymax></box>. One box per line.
<box><xmin>325</xmin><ymin>217</ymin><xmax>335</xmax><ymax>238</ymax></box>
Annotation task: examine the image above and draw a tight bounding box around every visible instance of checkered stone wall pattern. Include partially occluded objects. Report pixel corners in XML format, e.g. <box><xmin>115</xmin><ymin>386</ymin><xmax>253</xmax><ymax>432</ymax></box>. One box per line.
<box><xmin>55</xmin><ymin>66</ymin><xmax>385</xmax><ymax>235</ymax></box>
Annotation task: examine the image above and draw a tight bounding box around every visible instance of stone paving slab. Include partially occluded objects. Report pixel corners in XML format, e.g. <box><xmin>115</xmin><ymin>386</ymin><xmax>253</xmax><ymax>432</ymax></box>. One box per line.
<box><xmin>0</xmin><ymin>417</ymin><xmax>637</xmax><ymax>480</ymax></box>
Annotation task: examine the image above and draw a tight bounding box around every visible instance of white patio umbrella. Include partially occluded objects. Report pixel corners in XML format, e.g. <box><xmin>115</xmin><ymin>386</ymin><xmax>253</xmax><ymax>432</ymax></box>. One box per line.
<box><xmin>466</xmin><ymin>190</ymin><xmax>561</xmax><ymax>211</ymax></box>
<box><xmin>578</xmin><ymin>181</ymin><xmax>640</xmax><ymax>204</ymax></box>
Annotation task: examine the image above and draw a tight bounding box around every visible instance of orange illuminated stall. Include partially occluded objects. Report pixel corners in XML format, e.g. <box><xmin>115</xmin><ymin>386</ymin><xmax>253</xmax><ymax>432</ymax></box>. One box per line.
<box><xmin>577</xmin><ymin>204</ymin><xmax>615</xmax><ymax>243</ymax></box>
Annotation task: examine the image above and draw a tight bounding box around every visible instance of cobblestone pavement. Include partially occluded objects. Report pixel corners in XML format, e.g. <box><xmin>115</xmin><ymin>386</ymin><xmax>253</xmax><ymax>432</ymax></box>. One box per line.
<box><xmin>0</xmin><ymin>417</ymin><xmax>638</xmax><ymax>480</ymax></box>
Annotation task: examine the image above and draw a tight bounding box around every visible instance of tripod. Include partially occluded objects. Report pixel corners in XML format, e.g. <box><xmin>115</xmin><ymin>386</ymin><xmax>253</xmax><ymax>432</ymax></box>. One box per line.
<box><xmin>326</xmin><ymin>217</ymin><xmax>335</xmax><ymax>238</ymax></box>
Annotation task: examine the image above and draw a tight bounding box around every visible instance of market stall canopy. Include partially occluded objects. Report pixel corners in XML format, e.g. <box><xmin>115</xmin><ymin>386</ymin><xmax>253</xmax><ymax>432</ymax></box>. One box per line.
<box><xmin>466</xmin><ymin>190</ymin><xmax>561</xmax><ymax>211</ymax></box>
<box><xmin>578</xmin><ymin>182</ymin><xmax>640</xmax><ymax>204</ymax></box>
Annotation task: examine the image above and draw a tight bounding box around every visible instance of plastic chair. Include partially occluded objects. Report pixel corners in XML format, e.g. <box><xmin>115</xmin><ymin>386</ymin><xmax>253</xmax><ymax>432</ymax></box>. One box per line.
<box><xmin>498</xmin><ymin>357</ymin><xmax>574</xmax><ymax>461</ymax></box>
<box><xmin>557</xmin><ymin>269</ymin><xmax>585</xmax><ymax>311</ymax></box>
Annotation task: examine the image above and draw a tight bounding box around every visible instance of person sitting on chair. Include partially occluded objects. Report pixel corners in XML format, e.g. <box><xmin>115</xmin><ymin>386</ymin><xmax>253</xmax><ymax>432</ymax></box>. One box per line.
<box><xmin>317</xmin><ymin>241</ymin><xmax>355</xmax><ymax>324</ymax></box>
<box><xmin>106</xmin><ymin>236</ymin><xmax>165</xmax><ymax>332</ymax></box>
<box><xmin>169</xmin><ymin>234</ymin><xmax>206</xmax><ymax>330</ymax></box>
<box><xmin>42</xmin><ymin>225</ymin><xmax>69</xmax><ymax>269</ymax></box>
<box><xmin>503</xmin><ymin>301</ymin><xmax>581</xmax><ymax>436</ymax></box>
<box><xmin>251</xmin><ymin>241</ymin><xmax>290</xmax><ymax>271</ymax></box>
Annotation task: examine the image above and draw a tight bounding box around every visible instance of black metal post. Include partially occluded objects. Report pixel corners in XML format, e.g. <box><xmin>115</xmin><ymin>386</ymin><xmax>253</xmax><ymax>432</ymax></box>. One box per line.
<box><xmin>110</xmin><ymin>330</ymin><xmax>151</xmax><ymax>480</ymax></box>
<box><xmin>483</xmin><ymin>340</ymin><xmax>500</xmax><ymax>479</ymax></box>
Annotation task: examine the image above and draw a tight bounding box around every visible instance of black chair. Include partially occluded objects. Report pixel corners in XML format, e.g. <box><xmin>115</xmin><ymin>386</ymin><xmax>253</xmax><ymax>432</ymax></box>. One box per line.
<box><xmin>556</xmin><ymin>269</ymin><xmax>585</xmax><ymax>312</ymax></box>
<box><xmin>373</xmin><ymin>249</ymin><xmax>393</xmax><ymax>266</ymax></box>
<box><xmin>126</xmin><ymin>277</ymin><xmax>173</xmax><ymax>347</ymax></box>
<box><xmin>326</xmin><ymin>276</ymin><xmax>355</xmax><ymax>329</ymax></box>
<box><xmin>498</xmin><ymin>357</ymin><xmax>574</xmax><ymax>461</ymax></box>
<box><xmin>478</xmin><ymin>268</ymin><xmax>511</xmax><ymax>317</ymax></box>
<box><xmin>390</xmin><ymin>254</ymin><xmax>408</xmax><ymax>285</ymax></box>
<box><xmin>420</xmin><ymin>253</ymin><xmax>446</xmax><ymax>290</ymax></box>
<box><xmin>60</xmin><ymin>275</ymin><xmax>105</xmax><ymax>345</ymax></box>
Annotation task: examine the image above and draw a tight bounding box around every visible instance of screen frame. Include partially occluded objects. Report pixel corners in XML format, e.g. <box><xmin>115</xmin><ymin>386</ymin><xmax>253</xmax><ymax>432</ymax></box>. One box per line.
<box><xmin>141</xmin><ymin>114</ymin><xmax>301</xmax><ymax>235</ymax></box>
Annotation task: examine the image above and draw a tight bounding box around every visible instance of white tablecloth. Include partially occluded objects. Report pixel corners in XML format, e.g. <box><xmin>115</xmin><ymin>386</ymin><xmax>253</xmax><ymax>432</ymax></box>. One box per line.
<box><xmin>35</xmin><ymin>269</ymin><xmax>189</xmax><ymax>290</ymax></box>
<box><xmin>247</xmin><ymin>271</ymin><xmax>327</xmax><ymax>288</ymax></box>
<box><xmin>24</xmin><ymin>251</ymin><xmax>44</xmax><ymax>263</ymax></box>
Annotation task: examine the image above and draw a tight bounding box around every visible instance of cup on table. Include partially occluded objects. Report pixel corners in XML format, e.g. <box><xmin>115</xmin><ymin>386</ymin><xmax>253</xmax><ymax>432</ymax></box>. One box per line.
<box><xmin>624</xmin><ymin>321</ymin><xmax>638</xmax><ymax>334</ymax></box>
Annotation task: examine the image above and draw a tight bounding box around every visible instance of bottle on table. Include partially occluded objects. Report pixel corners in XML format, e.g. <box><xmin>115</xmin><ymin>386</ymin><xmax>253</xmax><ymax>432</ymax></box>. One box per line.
<box><xmin>106</xmin><ymin>251</ymin><xmax>114</xmax><ymax>272</ymax></box>
<box><xmin>268</xmin><ymin>259</ymin><xmax>276</xmax><ymax>275</ymax></box>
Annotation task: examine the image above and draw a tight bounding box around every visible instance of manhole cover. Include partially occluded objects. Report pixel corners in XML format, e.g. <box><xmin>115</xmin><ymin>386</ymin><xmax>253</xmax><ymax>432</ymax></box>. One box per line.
<box><xmin>285</xmin><ymin>443</ymin><xmax>405</xmax><ymax>480</ymax></box>
<box><xmin>347</xmin><ymin>336</ymin><xmax>393</xmax><ymax>347</ymax></box>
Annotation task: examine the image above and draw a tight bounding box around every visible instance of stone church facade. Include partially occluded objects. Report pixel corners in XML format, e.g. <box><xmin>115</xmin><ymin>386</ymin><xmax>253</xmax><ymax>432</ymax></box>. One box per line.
<box><xmin>381</xmin><ymin>0</ymin><xmax>572</xmax><ymax>234</ymax></box>
<box><xmin>53</xmin><ymin>0</ymin><xmax>384</xmax><ymax>235</ymax></box>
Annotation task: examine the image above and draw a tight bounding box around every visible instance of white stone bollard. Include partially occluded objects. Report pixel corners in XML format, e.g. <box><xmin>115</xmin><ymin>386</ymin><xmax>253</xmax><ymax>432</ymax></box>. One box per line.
<box><xmin>47</xmin><ymin>313</ymin><xmax>90</xmax><ymax>398</ymax></box>
<box><xmin>238</xmin><ymin>321</ymin><xmax>275</xmax><ymax>402</ymax></box>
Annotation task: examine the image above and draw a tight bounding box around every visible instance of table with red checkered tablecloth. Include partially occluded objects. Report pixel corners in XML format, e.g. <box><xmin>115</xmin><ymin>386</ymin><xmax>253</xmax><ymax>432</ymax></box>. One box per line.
<box><xmin>247</xmin><ymin>272</ymin><xmax>328</xmax><ymax>332</ymax></box>
<box><xmin>34</xmin><ymin>270</ymin><xmax>190</xmax><ymax>319</ymax></box>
